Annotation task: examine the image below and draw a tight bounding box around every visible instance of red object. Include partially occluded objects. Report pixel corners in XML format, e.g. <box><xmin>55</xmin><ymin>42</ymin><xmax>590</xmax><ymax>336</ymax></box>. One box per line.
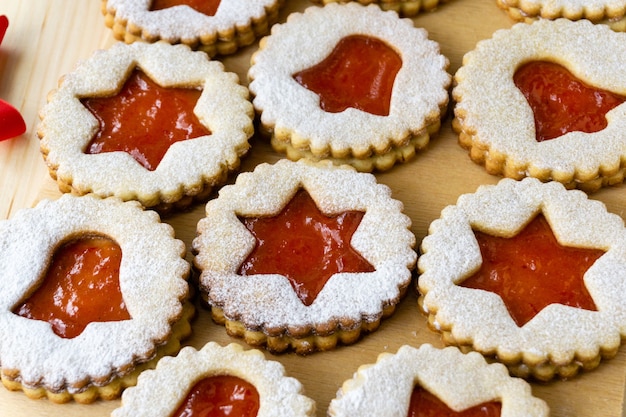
<box><xmin>0</xmin><ymin>15</ymin><xmax>8</xmax><ymax>45</ymax></box>
<box><xmin>0</xmin><ymin>15</ymin><xmax>27</xmax><ymax>141</ymax></box>
<box><xmin>0</xmin><ymin>99</ymin><xmax>26</xmax><ymax>141</ymax></box>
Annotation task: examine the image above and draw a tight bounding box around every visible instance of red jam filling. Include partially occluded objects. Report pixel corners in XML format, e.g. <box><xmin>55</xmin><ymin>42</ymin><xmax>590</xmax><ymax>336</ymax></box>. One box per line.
<box><xmin>238</xmin><ymin>189</ymin><xmax>375</xmax><ymax>306</ymax></box>
<box><xmin>172</xmin><ymin>375</ymin><xmax>260</xmax><ymax>417</ymax></box>
<box><xmin>82</xmin><ymin>69</ymin><xmax>211</xmax><ymax>171</ymax></box>
<box><xmin>513</xmin><ymin>60</ymin><xmax>626</xmax><ymax>142</ymax></box>
<box><xmin>13</xmin><ymin>236</ymin><xmax>130</xmax><ymax>339</ymax></box>
<box><xmin>460</xmin><ymin>214</ymin><xmax>602</xmax><ymax>327</ymax></box>
<box><xmin>293</xmin><ymin>35</ymin><xmax>402</xmax><ymax>116</ymax></box>
<box><xmin>408</xmin><ymin>386</ymin><xmax>501</xmax><ymax>417</ymax></box>
<box><xmin>150</xmin><ymin>0</ymin><xmax>220</xmax><ymax>15</ymax></box>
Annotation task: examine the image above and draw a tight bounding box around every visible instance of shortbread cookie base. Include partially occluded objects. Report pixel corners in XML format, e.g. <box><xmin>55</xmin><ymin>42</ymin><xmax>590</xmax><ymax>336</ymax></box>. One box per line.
<box><xmin>307</xmin><ymin>0</ymin><xmax>450</xmax><ymax>17</ymax></box>
<box><xmin>269</xmin><ymin>121</ymin><xmax>437</xmax><ymax>173</ymax></box>
<box><xmin>495</xmin><ymin>0</ymin><xmax>626</xmax><ymax>31</ymax></box>
<box><xmin>418</xmin><ymin>178</ymin><xmax>626</xmax><ymax>381</ymax></box>
<box><xmin>452</xmin><ymin>19</ymin><xmax>626</xmax><ymax>192</ymax></box>
<box><xmin>205</xmin><ymin>288</ymin><xmax>406</xmax><ymax>355</ymax></box>
<box><xmin>329</xmin><ymin>344</ymin><xmax>549</xmax><ymax>417</ymax></box>
<box><xmin>38</xmin><ymin>41</ymin><xmax>253</xmax><ymax>212</ymax></box>
<box><xmin>0</xmin><ymin>194</ymin><xmax>192</xmax><ymax>398</ymax></box>
<box><xmin>112</xmin><ymin>342</ymin><xmax>316</xmax><ymax>417</ymax></box>
<box><xmin>192</xmin><ymin>159</ymin><xmax>417</xmax><ymax>354</ymax></box>
<box><xmin>248</xmin><ymin>3</ymin><xmax>450</xmax><ymax>173</ymax></box>
<box><xmin>1</xmin><ymin>302</ymin><xmax>195</xmax><ymax>404</ymax></box>
<box><xmin>101</xmin><ymin>0</ymin><xmax>283</xmax><ymax>57</ymax></box>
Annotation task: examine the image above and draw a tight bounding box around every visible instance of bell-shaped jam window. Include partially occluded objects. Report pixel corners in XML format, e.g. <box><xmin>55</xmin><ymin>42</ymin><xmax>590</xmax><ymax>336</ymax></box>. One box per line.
<box><xmin>13</xmin><ymin>235</ymin><xmax>130</xmax><ymax>339</ymax></box>
<box><xmin>293</xmin><ymin>35</ymin><xmax>402</xmax><ymax>116</ymax></box>
<box><xmin>513</xmin><ymin>60</ymin><xmax>626</xmax><ymax>142</ymax></box>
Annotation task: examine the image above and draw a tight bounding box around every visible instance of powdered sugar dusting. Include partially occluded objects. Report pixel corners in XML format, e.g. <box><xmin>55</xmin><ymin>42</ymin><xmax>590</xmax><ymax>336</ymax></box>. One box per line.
<box><xmin>112</xmin><ymin>342</ymin><xmax>316</xmax><ymax>417</ymax></box>
<box><xmin>38</xmin><ymin>41</ymin><xmax>253</xmax><ymax>210</ymax></box>
<box><xmin>329</xmin><ymin>344</ymin><xmax>549</xmax><ymax>416</ymax></box>
<box><xmin>0</xmin><ymin>194</ymin><xmax>190</xmax><ymax>392</ymax></box>
<box><xmin>192</xmin><ymin>159</ymin><xmax>416</xmax><ymax>340</ymax></box>
<box><xmin>453</xmin><ymin>18</ymin><xmax>626</xmax><ymax>189</ymax></box>
<box><xmin>248</xmin><ymin>3</ymin><xmax>450</xmax><ymax>164</ymax></box>
<box><xmin>418</xmin><ymin>177</ymin><xmax>626</xmax><ymax>379</ymax></box>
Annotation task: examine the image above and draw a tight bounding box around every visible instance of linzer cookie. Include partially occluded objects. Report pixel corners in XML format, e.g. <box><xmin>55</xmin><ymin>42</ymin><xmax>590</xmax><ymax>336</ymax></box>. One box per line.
<box><xmin>496</xmin><ymin>0</ymin><xmax>626</xmax><ymax>30</ymax></box>
<box><xmin>192</xmin><ymin>159</ymin><xmax>417</xmax><ymax>354</ymax></box>
<box><xmin>112</xmin><ymin>342</ymin><xmax>316</xmax><ymax>416</ymax></box>
<box><xmin>307</xmin><ymin>0</ymin><xmax>450</xmax><ymax>17</ymax></box>
<box><xmin>329</xmin><ymin>344</ymin><xmax>549</xmax><ymax>416</ymax></box>
<box><xmin>418</xmin><ymin>177</ymin><xmax>626</xmax><ymax>381</ymax></box>
<box><xmin>248</xmin><ymin>3</ymin><xmax>451</xmax><ymax>172</ymax></box>
<box><xmin>38</xmin><ymin>41</ymin><xmax>253</xmax><ymax>213</ymax></box>
<box><xmin>0</xmin><ymin>194</ymin><xmax>193</xmax><ymax>403</ymax></box>
<box><xmin>102</xmin><ymin>0</ymin><xmax>283</xmax><ymax>57</ymax></box>
<box><xmin>453</xmin><ymin>18</ymin><xmax>626</xmax><ymax>192</ymax></box>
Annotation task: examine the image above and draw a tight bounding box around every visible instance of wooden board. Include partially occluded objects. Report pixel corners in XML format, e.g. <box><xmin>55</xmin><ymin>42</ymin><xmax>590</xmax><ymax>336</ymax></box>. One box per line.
<box><xmin>2</xmin><ymin>0</ymin><xmax>626</xmax><ymax>415</ymax></box>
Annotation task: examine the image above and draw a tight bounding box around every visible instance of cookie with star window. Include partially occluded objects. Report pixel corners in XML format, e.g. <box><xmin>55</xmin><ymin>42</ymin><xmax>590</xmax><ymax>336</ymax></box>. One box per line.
<box><xmin>38</xmin><ymin>41</ymin><xmax>253</xmax><ymax>213</ymax></box>
<box><xmin>191</xmin><ymin>159</ymin><xmax>417</xmax><ymax>354</ymax></box>
<box><xmin>418</xmin><ymin>177</ymin><xmax>626</xmax><ymax>381</ymax></box>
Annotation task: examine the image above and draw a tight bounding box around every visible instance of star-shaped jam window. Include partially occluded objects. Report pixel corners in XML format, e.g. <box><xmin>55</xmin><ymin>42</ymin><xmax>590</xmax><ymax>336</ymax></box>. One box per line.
<box><xmin>238</xmin><ymin>189</ymin><xmax>375</xmax><ymax>306</ymax></box>
<box><xmin>13</xmin><ymin>236</ymin><xmax>130</xmax><ymax>339</ymax></box>
<box><xmin>150</xmin><ymin>0</ymin><xmax>220</xmax><ymax>15</ymax></box>
<box><xmin>460</xmin><ymin>214</ymin><xmax>604</xmax><ymax>327</ymax></box>
<box><xmin>81</xmin><ymin>68</ymin><xmax>211</xmax><ymax>171</ymax></box>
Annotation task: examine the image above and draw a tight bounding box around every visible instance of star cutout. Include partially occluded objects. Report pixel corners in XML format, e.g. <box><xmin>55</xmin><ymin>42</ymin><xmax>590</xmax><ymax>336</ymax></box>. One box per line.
<box><xmin>81</xmin><ymin>69</ymin><xmax>210</xmax><ymax>171</ymax></box>
<box><xmin>13</xmin><ymin>236</ymin><xmax>130</xmax><ymax>339</ymax></box>
<box><xmin>460</xmin><ymin>214</ymin><xmax>603</xmax><ymax>327</ymax></box>
<box><xmin>238</xmin><ymin>189</ymin><xmax>375</xmax><ymax>306</ymax></box>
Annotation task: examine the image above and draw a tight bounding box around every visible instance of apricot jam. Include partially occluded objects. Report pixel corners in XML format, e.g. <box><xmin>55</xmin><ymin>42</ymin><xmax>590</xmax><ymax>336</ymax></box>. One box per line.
<box><xmin>14</xmin><ymin>236</ymin><xmax>130</xmax><ymax>339</ymax></box>
<box><xmin>408</xmin><ymin>386</ymin><xmax>501</xmax><ymax>417</ymax></box>
<box><xmin>82</xmin><ymin>69</ymin><xmax>210</xmax><ymax>171</ymax></box>
<box><xmin>461</xmin><ymin>214</ymin><xmax>602</xmax><ymax>326</ymax></box>
<box><xmin>293</xmin><ymin>35</ymin><xmax>402</xmax><ymax>116</ymax></box>
<box><xmin>513</xmin><ymin>60</ymin><xmax>626</xmax><ymax>142</ymax></box>
<box><xmin>172</xmin><ymin>375</ymin><xmax>260</xmax><ymax>417</ymax></box>
<box><xmin>238</xmin><ymin>189</ymin><xmax>375</xmax><ymax>306</ymax></box>
<box><xmin>150</xmin><ymin>0</ymin><xmax>220</xmax><ymax>16</ymax></box>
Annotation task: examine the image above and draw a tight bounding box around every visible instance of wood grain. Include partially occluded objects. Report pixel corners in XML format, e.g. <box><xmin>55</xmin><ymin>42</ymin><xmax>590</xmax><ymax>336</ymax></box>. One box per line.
<box><xmin>2</xmin><ymin>0</ymin><xmax>626</xmax><ymax>416</ymax></box>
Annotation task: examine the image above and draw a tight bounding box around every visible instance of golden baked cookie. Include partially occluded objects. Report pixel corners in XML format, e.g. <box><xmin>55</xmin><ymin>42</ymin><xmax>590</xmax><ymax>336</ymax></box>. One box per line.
<box><xmin>192</xmin><ymin>159</ymin><xmax>417</xmax><ymax>354</ymax></box>
<box><xmin>0</xmin><ymin>194</ymin><xmax>192</xmax><ymax>403</ymax></box>
<box><xmin>112</xmin><ymin>342</ymin><xmax>316</xmax><ymax>416</ymax></box>
<box><xmin>248</xmin><ymin>3</ymin><xmax>451</xmax><ymax>172</ymax></box>
<box><xmin>496</xmin><ymin>0</ymin><xmax>626</xmax><ymax>30</ymax></box>
<box><xmin>329</xmin><ymin>344</ymin><xmax>549</xmax><ymax>416</ymax></box>
<box><xmin>453</xmin><ymin>18</ymin><xmax>626</xmax><ymax>192</ymax></box>
<box><xmin>307</xmin><ymin>0</ymin><xmax>450</xmax><ymax>17</ymax></box>
<box><xmin>101</xmin><ymin>0</ymin><xmax>283</xmax><ymax>57</ymax></box>
<box><xmin>418</xmin><ymin>177</ymin><xmax>626</xmax><ymax>381</ymax></box>
<box><xmin>38</xmin><ymin>41</ymin><xmax>253</xmax><ymax>213</ymax></box>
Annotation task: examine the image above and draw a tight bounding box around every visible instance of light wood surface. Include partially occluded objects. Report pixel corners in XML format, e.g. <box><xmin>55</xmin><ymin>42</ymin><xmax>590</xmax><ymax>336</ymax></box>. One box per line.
<box><xmin>2</xmin><ymin>0</ymin><xmax>626</xmax><ymax>416</ymax></box>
